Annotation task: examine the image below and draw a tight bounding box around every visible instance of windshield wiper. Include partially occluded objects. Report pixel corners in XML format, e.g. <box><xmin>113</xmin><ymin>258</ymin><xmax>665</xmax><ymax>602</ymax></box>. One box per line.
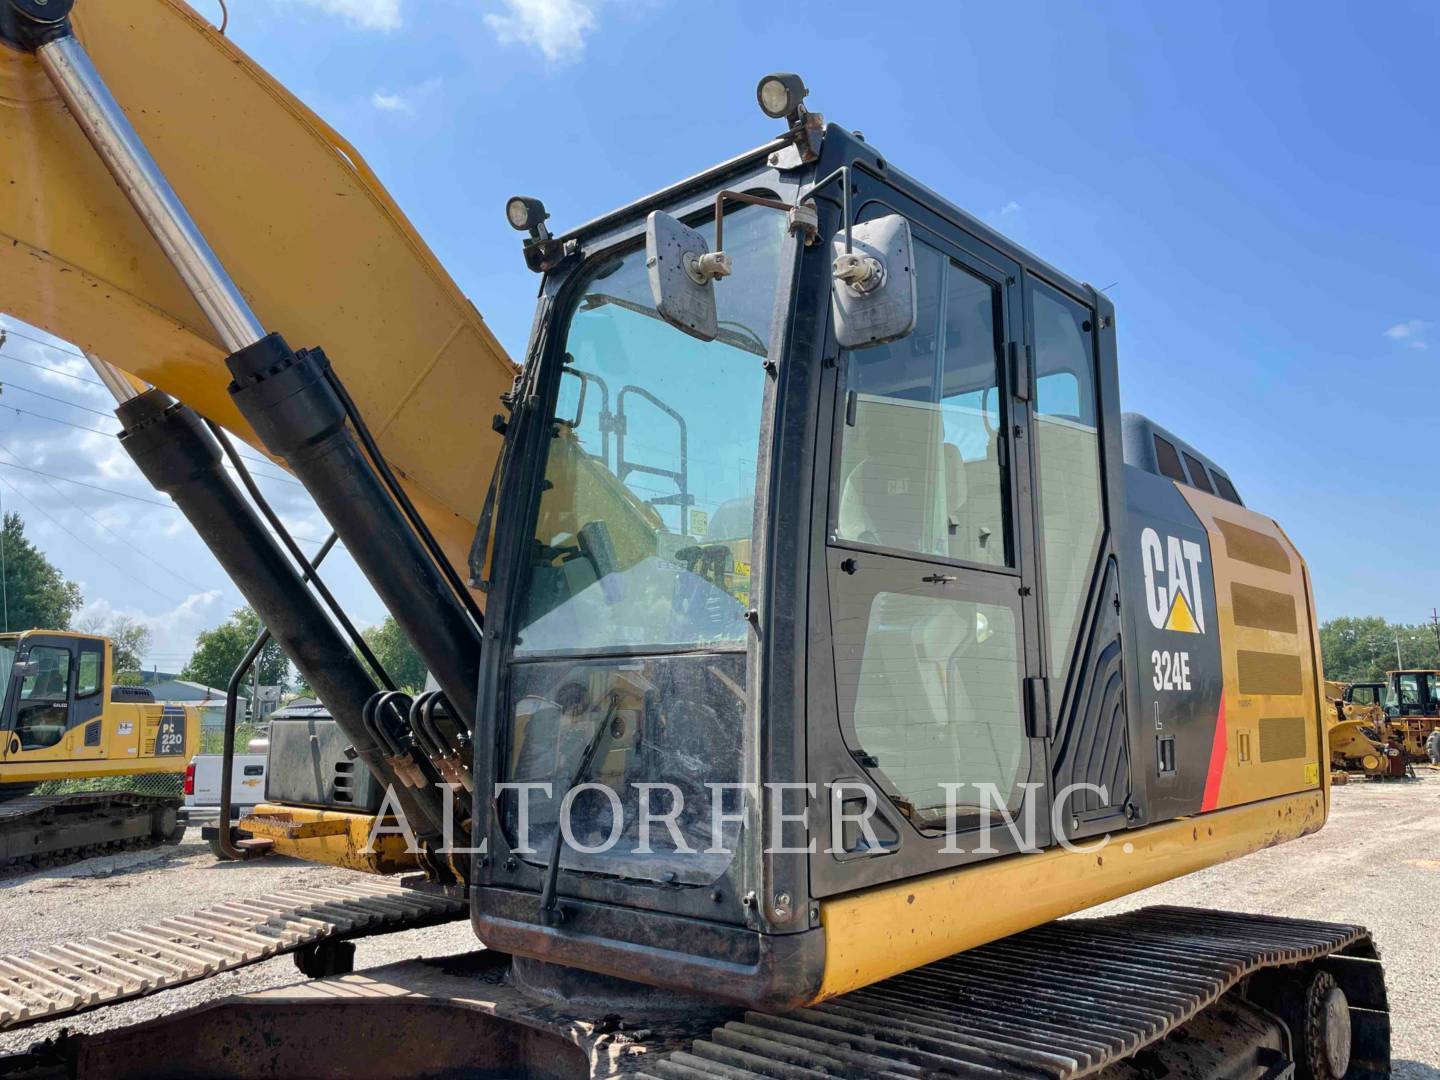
<box><xmin>539</xmin><ymin>692</ymin><xmax>622</xmax><ymax>925</ymax></box>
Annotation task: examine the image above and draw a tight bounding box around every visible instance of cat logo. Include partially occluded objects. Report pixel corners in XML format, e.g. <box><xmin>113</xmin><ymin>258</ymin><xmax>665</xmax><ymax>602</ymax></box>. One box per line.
<box><xmin>1141</xmin><ymin>527</ymin><xmax>1205</xmax><ymax>634</ymax></box>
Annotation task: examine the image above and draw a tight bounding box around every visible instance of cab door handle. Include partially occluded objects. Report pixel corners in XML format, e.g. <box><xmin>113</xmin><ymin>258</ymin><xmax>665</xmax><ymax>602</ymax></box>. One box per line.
<box><xmin>922</xmin><ymin>573</ymin><xmax>956</xmax><ymax>585</ymax></box>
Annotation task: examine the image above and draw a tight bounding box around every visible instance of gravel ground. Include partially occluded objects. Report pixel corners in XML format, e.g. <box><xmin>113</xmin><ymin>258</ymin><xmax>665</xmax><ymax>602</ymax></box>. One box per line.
<box><xmin>2</xmin><ymin>773</ymin><xmax>1437</xmax><ymax>1073</ymax></box>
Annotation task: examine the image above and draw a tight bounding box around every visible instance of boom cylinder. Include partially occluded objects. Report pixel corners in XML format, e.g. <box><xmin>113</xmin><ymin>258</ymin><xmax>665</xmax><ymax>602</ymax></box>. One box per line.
<box><xmin>226</xmin><ymin>334</ymin><xmax>482</xmax><ymax>725</ymax></box>
<box><xmin>32</xmin><ymin>24</ymin><xmax>482</xmax><ymax>725</ymax></box>
<box><xmin>114</xmin><ymin>388</ymin><xmax>447</xmax><ymax>845</ymax></box>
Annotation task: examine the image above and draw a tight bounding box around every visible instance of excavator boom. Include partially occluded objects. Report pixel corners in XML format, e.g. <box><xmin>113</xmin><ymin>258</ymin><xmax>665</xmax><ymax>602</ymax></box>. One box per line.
<box><xmin>0</xmin><ymin>0</ymin><xmax>512</xmax><ymax>577</ymax></box>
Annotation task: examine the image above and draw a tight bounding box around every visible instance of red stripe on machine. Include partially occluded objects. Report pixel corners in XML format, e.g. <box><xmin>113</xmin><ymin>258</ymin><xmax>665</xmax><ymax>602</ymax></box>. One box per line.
<box><xmin>1201</xmin><ymin>694</ymin><xmax>1228</xmax><ymax>811</ymax></box>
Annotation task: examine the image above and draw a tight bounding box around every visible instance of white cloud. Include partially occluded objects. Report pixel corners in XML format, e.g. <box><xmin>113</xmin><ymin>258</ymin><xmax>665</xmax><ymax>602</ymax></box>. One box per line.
<box><xmin>1384</xmin><ymin>319</ymin><xmax>1429</xmax><ymax>352</ymax></box>
<box><xmin>999</xmin><ymin>201</ymin><xmax>1022</xmax><ymax>216</ymax></box>
<box><xmin>485</xmin><ymin>0</ymin><xmax>598</xmax><ymax>63</ymax></box>
<box><xmin>370</xmin><ymin>77</ymin><xmax>442</xmax><ymax>115</ymax></box>
<box><xmin>295</xmin><ymin>0</ymin><xmax>401</xmax><ymax>31</ymax></box>
<box><xmin>77</xmin><ymin>591</ymin><xmax>224</xmax><ymax>675</ymax></box>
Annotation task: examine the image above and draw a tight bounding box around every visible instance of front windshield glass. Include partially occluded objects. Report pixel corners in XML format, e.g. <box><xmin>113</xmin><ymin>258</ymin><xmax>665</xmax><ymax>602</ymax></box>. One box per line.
<box><xmin>1395</xmin><ymin>674</ymin><xmax>1422</xmax><ymax>709</ymax></box>
<box><xmin>500</xmin><ymin>197</ymin><xmax>787</xmax><ymax>887</ymax></box>
<box><xmin>513</xmin><ymin>202</ymin><xmax>785</xmax><ymax>656</ymax></box>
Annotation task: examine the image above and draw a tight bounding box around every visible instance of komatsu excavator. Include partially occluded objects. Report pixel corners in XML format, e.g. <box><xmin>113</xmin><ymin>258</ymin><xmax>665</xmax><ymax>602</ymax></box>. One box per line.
<box><xmin>0</xmin><ymin>630</ymin><xmax>197</xmax><ymax>870</ymax></box>
<box><xmin>0</xmin><ymin>1</ymin><xmax>1391</xmax><ymax>1076</ymax></box>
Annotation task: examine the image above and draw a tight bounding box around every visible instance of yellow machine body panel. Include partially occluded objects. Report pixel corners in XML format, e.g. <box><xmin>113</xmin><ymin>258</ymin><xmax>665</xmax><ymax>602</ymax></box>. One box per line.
<box><xmin>817</xmin><ymin>788</ymin><xmax>1325</xmax><ymax>1000</ymax></box>
<box><xmin>0</xmin><ymin>630</ymin><xmax>201</xmax><ymax>784</ymax></box>
<box><xmin>239</xmin><ymin>803</ymin><xmax>418</xmax><ymax>874</ymax></box>
<box><xmin>1175</xmin><ymin>486</ymin><xmax>1329</xmax><ymax>809</ymax></box>
<box><xmin>0</xmin><ymin>0</ymin><xmax>514</xmax><ymax>583</ymax></box>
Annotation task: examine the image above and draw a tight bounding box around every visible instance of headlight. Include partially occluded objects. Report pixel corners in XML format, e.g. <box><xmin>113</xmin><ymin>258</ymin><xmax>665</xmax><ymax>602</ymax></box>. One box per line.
<box><xmin>506</xmin><ymin>195</ymin><xmax>548</xmax><ymax>232</ymax></box>
<box><xmin>756</xmin><ymin>73</ymin><xmax>807</xmax><ymax>119</ymax></box>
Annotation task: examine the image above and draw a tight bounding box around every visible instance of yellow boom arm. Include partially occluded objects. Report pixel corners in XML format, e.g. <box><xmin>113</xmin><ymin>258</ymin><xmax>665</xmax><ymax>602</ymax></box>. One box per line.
<box><xmin>0</xmin><ymin>0</ymin><xmax>515</xmax><ymax>580</ymax></box>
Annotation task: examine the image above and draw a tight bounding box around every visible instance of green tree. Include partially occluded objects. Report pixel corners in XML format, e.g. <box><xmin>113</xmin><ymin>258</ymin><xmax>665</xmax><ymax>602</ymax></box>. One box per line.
<box><xmin>1319</xmin><ymin>615</ymin><xmax>1440</xmax><ymax>684</ymax></box>
<box><xmin>0</xmin><ymin>511</ymin><xmax>83</xmax><ymax>633</ymax></box>
<box><xmin>181</xmin><ymin>606</ymin><xmax>289</xmax><ymax>693</ymax></box>
<box><xmin>75</xmin><ymin>611</ymin><xmax>152</xmax><ymax>685</ymax></box>
<box><xmin>361</xmin><ymin>616</ymin><xmax>427</xmax><ymax>693</ymax></box>
<box><xmin>107</xmin><ymin>615</ymin><xmax>151</xmax><ymax>685</ymax></box>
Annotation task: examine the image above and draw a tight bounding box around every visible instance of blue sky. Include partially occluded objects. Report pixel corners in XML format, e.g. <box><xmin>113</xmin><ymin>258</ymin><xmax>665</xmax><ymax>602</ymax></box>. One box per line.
<box><xmin>2</xmin><ymin>0</ymin><xmax>1437</xmax><ymax>669</ymax></box>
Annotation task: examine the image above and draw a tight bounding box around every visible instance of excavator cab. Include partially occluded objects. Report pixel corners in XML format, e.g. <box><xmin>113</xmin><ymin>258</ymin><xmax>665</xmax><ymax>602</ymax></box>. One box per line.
<box><xmin>470</xmin><ymin>93</ymin><xmax>1294</xmax><ymax>1007</ymax></box>
<box><xmin>0</xmin><ymin>631</ymin><xmax>107</xmax><ymax>763</ymax></box>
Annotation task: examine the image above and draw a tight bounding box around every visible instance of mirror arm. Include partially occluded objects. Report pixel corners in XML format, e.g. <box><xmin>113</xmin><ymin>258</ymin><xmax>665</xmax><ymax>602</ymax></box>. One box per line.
<box><xmin>802</xmin><ymin>166</ymin><xmax>852</xmax><ymax>253</ymax></box>
<box><xmin>712</xmin><ymin>189</ymin><xmax>800</xmax><ymax>252</ymax></box>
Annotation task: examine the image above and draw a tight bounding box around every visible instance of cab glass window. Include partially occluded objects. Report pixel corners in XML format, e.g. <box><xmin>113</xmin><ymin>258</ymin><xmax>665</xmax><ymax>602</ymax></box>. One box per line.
<box><xmin>1153</xmin><ymin>435</ymin><xmax>1186</xmax><ymax>482</ymax></box>
<box><xmin>1032</xmin><ymin>281</ymin><xmax>1104</xmax><ymax>687</ymax></box>
<box><xmin>16</xmin><ymin>645</ymin><xmax>70</xmax><ymax>750</ymax></box>
<box><xmin>838</xmin><ymin>592</ymin><xmax>1025</xmax><ymax>825</ymax></box>
<box><xmin>835</xmin><ymin>240</ymin><xmax>1009</xmax><ymax>567</ymax></box>
<box><xmin>1392</xmin><ymin>674</ymin><xmax>1422</xmax><ymax>709</ymax></box>
<box><xmin>1212</xmin><ymin>472</ymin><xmax>1242</xmax><ymax>505</ymax></box>
<box><xmin>1182</xmin><ymin>452</ymin><xmax>1214</xmax><ymax>494</ymax></box>
<box><xmin>77</xmin><ymin>644</ymin><xmax>103</xmax><ymax>698</ymax></box>
<box><xmin>514</xmin><ymin>203</ymin><xmax>785</xmax><ymax>655</ymax></box>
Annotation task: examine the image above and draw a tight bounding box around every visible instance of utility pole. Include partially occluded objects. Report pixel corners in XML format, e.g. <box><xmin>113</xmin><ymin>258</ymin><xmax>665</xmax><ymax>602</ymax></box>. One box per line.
<box><xmin>1395</xmin><ymin>632</ymin><xmax>1404</xmax><ymax>671</ymax></box>
<box><xmin>1431</xmin><ymin>608</ymin><xmax>1440</xmax><ymax>659</ymax></box>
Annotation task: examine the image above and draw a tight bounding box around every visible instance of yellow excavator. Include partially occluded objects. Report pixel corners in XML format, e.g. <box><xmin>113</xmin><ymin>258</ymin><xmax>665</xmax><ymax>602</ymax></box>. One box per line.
<box><xmin>0</xmin><ymin>630</ymin><xmax>198</xmax><ymax>870</ymax></box>
<box><xmin>0</xmin><ymin>1</ymin><xmax>1392</xmax><ymax>1076</ymax></box>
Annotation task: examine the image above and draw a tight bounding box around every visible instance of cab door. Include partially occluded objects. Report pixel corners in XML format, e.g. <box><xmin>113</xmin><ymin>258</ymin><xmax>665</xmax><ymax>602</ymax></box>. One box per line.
<box><xmin>810</xmin><ymin>186</ymin><xmax>1051</xmax><ymax>895</ymax></box>
<box><xmin>2</xmin><ymin>635</ymin><xmax>76</xmax><ymax>765</ymax></box>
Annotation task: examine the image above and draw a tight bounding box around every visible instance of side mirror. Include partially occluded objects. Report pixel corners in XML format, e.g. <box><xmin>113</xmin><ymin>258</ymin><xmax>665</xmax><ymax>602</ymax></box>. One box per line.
<box><xmin>646</xmin><ymin>211</ymin><xmax>729</xmax><ymax>342</ymax></box>
<box><xmin>9</xmin><ymin>660</ymin><xmax>36</xmax><ymax>680</ymax></box>
<box><xmin>831</xmin><ymin>214</ymin><xmax>917</xmax><ymax>349</ymax></box>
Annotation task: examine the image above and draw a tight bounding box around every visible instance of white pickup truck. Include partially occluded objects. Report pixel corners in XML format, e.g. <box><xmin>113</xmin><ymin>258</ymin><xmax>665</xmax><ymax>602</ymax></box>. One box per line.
<box><xmin>181</xmin><ymin>750</ymin><xmax>268</xmax><ymax>826</ymax></box>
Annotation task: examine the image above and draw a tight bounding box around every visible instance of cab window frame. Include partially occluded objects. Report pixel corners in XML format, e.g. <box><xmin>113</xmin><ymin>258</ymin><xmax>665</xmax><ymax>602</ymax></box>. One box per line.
<box><xmin>77</xmin><ymin>641</ymin><xmax>104</xmax><ymax>700</ymax></box>
<box><xmin>825</xmin><ymin>202</ymin><xmax>1021</xmax><ymax>580</ymax></box>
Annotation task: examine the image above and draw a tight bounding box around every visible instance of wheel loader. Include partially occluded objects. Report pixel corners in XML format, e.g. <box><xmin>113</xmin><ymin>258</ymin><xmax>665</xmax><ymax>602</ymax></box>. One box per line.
<box><xmin>1322</xmin><ymin>681</ymin><xmax>1402</xmax><ymax>780</ymax></box>
<box><xmin>1380</xmin><ymin>670</ymin><xmax>1440</xmax><ymax>764</ymax></box>
<box><xmin>0</xmin><ymin>1</ymin><xmax>1391</xmax><ymax>1076</ymax></box>
<box><xmin>0</xmin><ymin>630</ymin><xmax>199</xmax><ymax>870</ymax></box>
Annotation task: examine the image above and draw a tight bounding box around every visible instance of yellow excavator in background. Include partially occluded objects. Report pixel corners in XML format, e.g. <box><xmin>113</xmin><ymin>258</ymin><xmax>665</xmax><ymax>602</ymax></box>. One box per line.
<box><xmin>0</xmin><ymin>630</ymin><xmax>198</xmax><ymax>870</ymax></box>
<box><xmin>0</xmin><ymin>1</ymin><xmax>1394</xmax><ymax>1076</ymax></box>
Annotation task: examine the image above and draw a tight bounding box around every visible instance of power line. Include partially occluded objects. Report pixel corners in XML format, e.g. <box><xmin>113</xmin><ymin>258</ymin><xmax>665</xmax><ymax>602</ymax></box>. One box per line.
<box><xmin>0</xmin><ymin>323</ymin><xmax>88</xmax><ymax>362</ymax></box>
<box><xmin>0</xmin><ymin>459</ymin><xmax>175</xmax><ymax>508</ymax></box>
<box><xmin>0</xmin><ymin>470</ymin><xmax>181</xmax><ymax>605</ymax></box>
<box><xmin>0</xmin><ymin>404</ymin><xmax>116</xmax><ymax>438</ymax></box>
<box><xmin>0</xmin><ymin>401</ymin><xmax>304</xmax><ymax>488</ymax></box>
<box><xmin>0</xmin><ymin>347</ymin><xmax>106</xmax><ymax>388</ymax></box>
<box><xmin>0</xmin><ymin>434</ymin><xmax>211</xmax><ymax>594</ymax></box>
<box><xmin>0</xmin><ymin>379</ymin><xmax>115</xmax><ymax>418</ymax></box>
<box><xmin>0</xmin><ymin>458</ymin><xmax>329</xmax><ymax>543</ymax></box>
<box><xmin>0</xmin><ymin>337</ymin><xmax>310</xmax><ymax>489</ymax></box>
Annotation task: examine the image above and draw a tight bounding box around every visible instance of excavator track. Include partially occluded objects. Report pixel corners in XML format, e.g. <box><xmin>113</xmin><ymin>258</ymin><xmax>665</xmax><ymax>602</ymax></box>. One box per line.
<box><xmin>0</xmin><ymin>794</ymin><xmax>184</xmax><ymax>877</ymax></box>
<box><xmin>0</xmin><ymin>879</ymin><xmax>466</xmax><ymax>1030</ymax></box>
<box><xmin>640</xmin><ymin>907</ymin><xmax>1390</xmax><ymax>1079</ymax></box>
